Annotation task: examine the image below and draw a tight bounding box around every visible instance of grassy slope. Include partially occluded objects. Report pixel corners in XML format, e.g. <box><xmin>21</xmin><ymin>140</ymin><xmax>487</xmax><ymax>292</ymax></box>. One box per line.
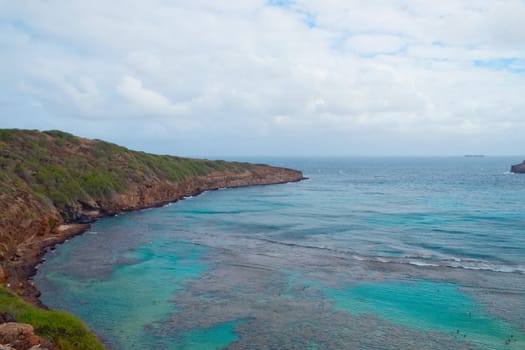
<box><xmin>0</xmin><ymin>129</ymin><xmax>252</xmax><ymax>220</ymax></box>
<box><xmin>0</xmin><ymin>287</ymin><xmax>105</xmax><ymax>349</ymax></box>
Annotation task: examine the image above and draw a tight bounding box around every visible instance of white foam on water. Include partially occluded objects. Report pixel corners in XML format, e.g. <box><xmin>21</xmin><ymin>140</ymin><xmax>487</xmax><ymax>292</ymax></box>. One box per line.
<box><xmin>444</xmin><ymin>261</ymin><xmax>525</xmax><ymax>274</ymax></box>
<box><xmin>357</xmin><ymin>253</ymin><xmax>525</xmax><ymax>275</ymax></box>
<box><xmin>407</xmin><ymin>260</ymin><xmax>439</xmax><ymax>267</ymax></box>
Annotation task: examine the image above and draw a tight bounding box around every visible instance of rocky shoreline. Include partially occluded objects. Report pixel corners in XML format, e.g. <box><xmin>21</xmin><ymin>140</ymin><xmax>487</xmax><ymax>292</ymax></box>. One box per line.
<box><xmin>6</xmin><ymin>224</ymin><xmax>90</xmax><ymax>308</ymax></box>
<box><xmin>3</xmin><ymin>166</ymin><xmax>305</xmax><ymax>307</ymax></box>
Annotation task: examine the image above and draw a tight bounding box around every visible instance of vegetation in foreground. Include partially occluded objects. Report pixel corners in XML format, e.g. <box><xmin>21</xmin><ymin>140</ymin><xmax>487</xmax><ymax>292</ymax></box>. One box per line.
<box><xmin>0</xmin><ymin>287</ymin><xmax>105</xmax><ymax>349</ymax></box>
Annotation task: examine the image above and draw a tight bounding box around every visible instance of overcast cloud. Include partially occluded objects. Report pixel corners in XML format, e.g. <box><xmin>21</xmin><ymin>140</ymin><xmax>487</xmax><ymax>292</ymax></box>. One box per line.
<box><xmin>1</xmin><ymin>0</ymin><xmax>524</xmax><ymax>156</ymax></box>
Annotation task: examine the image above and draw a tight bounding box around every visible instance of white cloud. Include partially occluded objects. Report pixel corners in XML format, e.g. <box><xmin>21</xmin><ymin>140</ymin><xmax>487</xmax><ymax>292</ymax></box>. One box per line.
<box><xmin>116</xmin><ymin>76</ymin><xmax>188</xmax><ymax>116</ymax></box>
<box><xmin>344</xmin><ymin>34</ymin><xmax>406</xmax><ymax>55</ymax></box>
<box><xmin>0</xmin><ymin>0</ymin><xmax>524</xmax><ymax>155</ymax></box>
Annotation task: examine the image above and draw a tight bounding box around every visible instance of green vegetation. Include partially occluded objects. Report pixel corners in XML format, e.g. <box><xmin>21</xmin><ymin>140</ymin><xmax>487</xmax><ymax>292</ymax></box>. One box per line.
<box><xmin>0</xmin><ymin>129</ymin><xmax>253</xmax><ymax>220</ymax></box>
<box><xmin>0</xmin><ymin>287</ymin><xmax>105</xmax><ymax>350</ymax></box>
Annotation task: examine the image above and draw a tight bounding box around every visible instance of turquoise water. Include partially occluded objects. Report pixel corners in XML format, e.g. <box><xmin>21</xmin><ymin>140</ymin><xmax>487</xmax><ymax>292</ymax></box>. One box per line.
<box><xmin>35</xmin><ymin>157</ymin><xmax>525</xmax><ymax>349</ymax></box>
<box><xmin>326</xmin><ymin>281</ymin><xmax>519</xmax><ymax>349</ymax></box>
<box><xmin>178</xmin><ymin>321</ymin><xmax>243</xmax><ymax>350</ymax></box>
<box><xmin>39</xmin><ymin>236</ymin><xmax>207</xmax><ymax>348</ymax></box>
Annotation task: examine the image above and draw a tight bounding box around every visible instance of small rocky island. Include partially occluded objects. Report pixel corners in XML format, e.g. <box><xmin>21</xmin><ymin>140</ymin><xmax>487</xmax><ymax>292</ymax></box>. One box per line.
<box><xmin>511</xmin><ymin>160</ymin><xmax>525</xmax><ymax>173</ymax></box>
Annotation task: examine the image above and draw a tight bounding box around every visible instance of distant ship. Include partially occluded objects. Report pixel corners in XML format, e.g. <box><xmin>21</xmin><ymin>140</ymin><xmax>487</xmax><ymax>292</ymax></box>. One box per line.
<box><xmin>464</xmin><ymin>155</ymin><xmax>485</xmax><ymax>158</ymax></box>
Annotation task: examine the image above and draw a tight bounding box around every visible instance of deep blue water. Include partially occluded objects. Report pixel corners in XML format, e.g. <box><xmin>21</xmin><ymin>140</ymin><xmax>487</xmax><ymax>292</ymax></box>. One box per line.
<box><xmin>36</xmin><ymin>157</ymin><xmax>525</xmax><ymax>349</ymax></box>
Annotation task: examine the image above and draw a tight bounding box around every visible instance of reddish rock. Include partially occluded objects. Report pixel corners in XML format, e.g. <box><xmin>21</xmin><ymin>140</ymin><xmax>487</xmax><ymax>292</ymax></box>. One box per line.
<box><xmin>0</xmin><ymin>265</ymin><xmax>7</xmax><ymax>284</ymax></box>
<box><xmin>0</xmin><ymin>322</ymin><xmax>53</xmax><ymax>350</ymax></box>
<box><xmin>511</xmin><ymin>160</ymin><xmax>525</xmax><ymax>174</ymax></box>
<box><xmin>107</xmin><ymin>165</ymin><xmax>304</xmax><ymax>213</ymax></box>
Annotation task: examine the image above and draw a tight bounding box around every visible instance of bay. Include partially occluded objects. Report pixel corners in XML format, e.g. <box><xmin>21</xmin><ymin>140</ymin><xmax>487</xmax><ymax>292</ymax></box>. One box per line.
<box><xmin>36</xmin><ymin>157</ymin><xmax>525</xmax><ymax>349</ymax></box>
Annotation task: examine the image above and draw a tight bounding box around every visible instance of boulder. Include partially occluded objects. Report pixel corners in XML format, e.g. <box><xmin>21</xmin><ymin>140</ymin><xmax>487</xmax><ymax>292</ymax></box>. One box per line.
<box><xmin>510</xmin><ymin>160</ymin><xmax>525</xmax><ymax>174</ymax></box>
<box><xmin>0</xmin><ymin>322</ymin><xmax>53</xmax><ymax>350</ymax></box>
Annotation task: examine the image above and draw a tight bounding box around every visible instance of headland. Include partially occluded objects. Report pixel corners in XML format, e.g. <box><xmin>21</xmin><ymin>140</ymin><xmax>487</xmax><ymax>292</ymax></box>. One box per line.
<box><xmin>0</xmin><ymin>129</ymin><xmax>304</xmax><ymax>348</ymax></box>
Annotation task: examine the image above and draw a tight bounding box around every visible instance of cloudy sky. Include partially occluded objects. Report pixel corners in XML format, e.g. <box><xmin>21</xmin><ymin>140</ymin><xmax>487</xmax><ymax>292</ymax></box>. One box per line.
<box><xmin>1</xmin><ymin>1</ymin><xmax>524</xmax><ymax>156</ymax></box>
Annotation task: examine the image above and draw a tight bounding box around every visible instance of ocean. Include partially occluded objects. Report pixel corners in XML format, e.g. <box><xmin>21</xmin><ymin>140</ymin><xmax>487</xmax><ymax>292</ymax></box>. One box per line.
<box><xmin>35</xmin><ymin>157</ymin><xmax>525</xmax><ymax>349</ymax></box>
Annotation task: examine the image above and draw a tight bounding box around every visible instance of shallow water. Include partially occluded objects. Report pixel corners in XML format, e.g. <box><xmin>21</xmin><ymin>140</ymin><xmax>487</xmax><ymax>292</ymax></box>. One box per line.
<box><xmin>36</xmin><ymin>157</ymin><xmax>525</xmax><ymax>349</ymax></box>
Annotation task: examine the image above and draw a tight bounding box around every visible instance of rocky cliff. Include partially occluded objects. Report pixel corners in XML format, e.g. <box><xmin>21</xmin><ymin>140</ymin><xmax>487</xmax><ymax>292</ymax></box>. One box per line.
<box><xmin>511</xmin><ymin>160</ymin><xmax>525</xmax><ymax>174</ymax></box>
<box><xmin>0</xmin><ymin>129</ymin><xmax>304</xmax><ymax>295</ymax></box>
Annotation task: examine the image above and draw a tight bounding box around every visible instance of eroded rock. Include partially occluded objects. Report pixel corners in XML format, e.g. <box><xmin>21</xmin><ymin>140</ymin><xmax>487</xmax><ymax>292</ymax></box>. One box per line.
<box><xmin>0</xmin><ymin>322</ymin><xmax>53</xmax><ymax>350</ymax></box>
<box><xmin>510</xmin><ymin>160</ymin><xmax>525</xmax><ymax>173</ymax></box>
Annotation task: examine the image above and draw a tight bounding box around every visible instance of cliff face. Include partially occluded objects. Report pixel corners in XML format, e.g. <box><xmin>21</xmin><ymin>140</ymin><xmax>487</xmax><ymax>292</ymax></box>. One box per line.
<box><xmin>72</xmin><ymin>165</ymin><xmax>302</xmax><ymax>219</ymax></box>
<box><xmin>0</xmin><ymin>129</ymin><xmax>304</xmax><ymax>287</ymax></box>
<box><xmin>511</xmin><ymin>160</ymin><xmax>525</xmax><ymax>174</ymax></box>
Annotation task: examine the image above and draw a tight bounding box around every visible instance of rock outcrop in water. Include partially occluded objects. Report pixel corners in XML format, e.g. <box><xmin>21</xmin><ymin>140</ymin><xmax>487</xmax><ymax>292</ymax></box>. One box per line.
<box><xmin>510</xmin><ymin>160</ymin><xmax>525</xmax><ymax>173</ymax></box>
<box><xmin>0</xmin><ymin>129</ymin><xmax>304</xmax><ymax>302</ymax></box>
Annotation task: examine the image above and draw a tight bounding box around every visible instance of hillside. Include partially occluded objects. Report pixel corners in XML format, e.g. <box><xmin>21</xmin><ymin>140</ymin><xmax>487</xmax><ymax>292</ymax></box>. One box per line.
<box><xmin>0</xmin><ymin>129</ymin><xmax>303</xmax><ymax>291</ymax></box>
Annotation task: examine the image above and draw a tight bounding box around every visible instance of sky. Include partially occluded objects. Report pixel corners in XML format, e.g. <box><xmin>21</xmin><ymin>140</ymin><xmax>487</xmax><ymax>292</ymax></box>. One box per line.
<box><xmin>1</xmin><ymin>0</ymin><xmax>524</xmax><ymax>157</ymax></box>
